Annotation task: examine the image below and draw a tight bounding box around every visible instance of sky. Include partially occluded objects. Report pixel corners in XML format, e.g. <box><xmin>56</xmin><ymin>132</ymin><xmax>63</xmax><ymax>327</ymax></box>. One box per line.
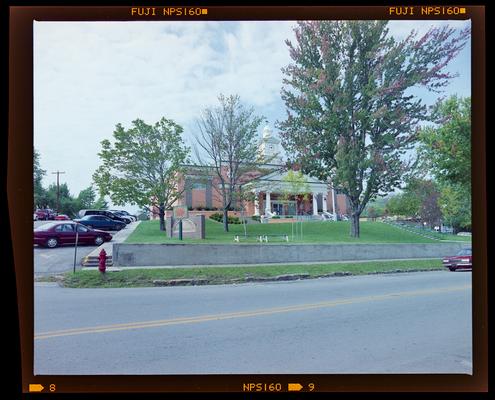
<box><xmin>33</xmin><ymin>19</ymin><xmax>471</xmax><ymax>213</ymax></box>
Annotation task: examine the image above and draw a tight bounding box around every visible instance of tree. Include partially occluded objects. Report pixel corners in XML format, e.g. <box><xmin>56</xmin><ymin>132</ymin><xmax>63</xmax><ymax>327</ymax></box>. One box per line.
<box><xmin>76</xmin><ymin>186</ymin><xmax>97</xmax><ymax>210</ymax></box>
<box><xmin>418</xmin><ymin>96</ymin><xmax>471</xmax><ymax>190</ymax></box>
<box><xmin>280</xmin><ymin>170</ymin><xmax>311</xmax><ymax>215</ymax></box>
<box><xmin>418</xmin><ymin>96</ymin><xmax>471</xmax><ymax>232</ymax></box>
<box><xmin>278</xmin><ymin>21</ymin><xmax>470</xmax><ymax>237</ymax></box>
<box><xmin>92</xmin><ymin>195</ymin><xmax>108</xmax><ymax>210</ymax></box>
<box><xmin>418</xmin><ymin>181</ymin><xmax>442</xmax><ymax>228</ymax></box>
<box><xmin>438</xmin><ymin>183</ymin><xmax>471</xmax><ymax>233</ymax></box>
<box><xmin>45</xmin><ymin>183</ymin><xmax>78</xmax><ymax>217</ymax></box>
<box><xmin>194</xmin><ymin>94</ymin><xmax>264</xmax><ymax>232</ymax></box>
<box><xmin>34</xmin><ymin>148</ymin><xmax>47</xmax><ymax>209</ymax></box>
<box><xmin>385</xmin><ymin>178</ymin><xmax>441</xmax><ymax>227</ymax></box>
<box><xmin>362</xmin><ymin>196</ymin><xmax>388</xmax><ymax>219</ymax></box>
<box><xmin>385</xmin><ymin>192</ymin><xmax>420</xmax><ymax>219</ymax></box>
<box><xmin>93</xmin><ymin>118</ymin><xmax>190</xmax><ymax>231</ymax></box>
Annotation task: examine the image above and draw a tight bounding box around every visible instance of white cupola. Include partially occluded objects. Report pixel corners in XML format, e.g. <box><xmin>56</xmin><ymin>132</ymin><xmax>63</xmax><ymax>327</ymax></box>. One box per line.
<box><xmin>259</xmin><ymin>125</ymin><xmax>283</xmax><ymax>165</ymax></box>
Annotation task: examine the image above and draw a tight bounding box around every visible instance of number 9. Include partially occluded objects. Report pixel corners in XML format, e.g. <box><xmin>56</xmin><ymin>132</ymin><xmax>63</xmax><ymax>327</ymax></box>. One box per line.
<box><xmin>308</xmin><ymin>383</ymin><xmax>315</xmax><ymax>391</ymax></box>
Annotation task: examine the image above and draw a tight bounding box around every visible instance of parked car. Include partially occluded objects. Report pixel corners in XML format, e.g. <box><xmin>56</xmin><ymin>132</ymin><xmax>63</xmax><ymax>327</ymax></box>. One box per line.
<box><xmin>54</xmin><ymin>214</ymin><xmax>70</xmax><ymax>220</ymax></box>
<box><xmin>35</xmin><ymin>208</ymin><xmax>56</xmax><ymax>220</ymax></box>
<box><xmin>34</xmin><ymin>221</ymin><xmax>112</xmax><ymax>248</ymax></box>
<box><xmin>110</xmin><ymin>210</ymin><xmax>137</xmax><ymax>222</ymax></box>
<box><xmin>442</xmin><ymin>248</ymin><xmax>472</xmax><ymax>271</ymax></box>
<box><xmin>74</xmin><ymin>215</ymin><xmax>126</xmax><ymax>231</ymax></box>
<box><xmin>78</xmin><ymin>209</ymin><xmax>132</xmax><ymax>224</ymax></box>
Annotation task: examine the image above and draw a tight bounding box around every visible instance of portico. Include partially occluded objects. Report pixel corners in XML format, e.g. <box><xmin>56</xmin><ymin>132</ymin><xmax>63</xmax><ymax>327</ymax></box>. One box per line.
<box><xmin>247</xmin><ymin>170</ymin><xmax>332</xmax><ymax>217</ymax></box>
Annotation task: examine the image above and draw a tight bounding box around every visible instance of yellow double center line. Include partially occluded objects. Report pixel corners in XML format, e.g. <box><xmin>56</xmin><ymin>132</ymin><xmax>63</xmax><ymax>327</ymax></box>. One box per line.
<box><xmin>35</xmin><ymin>285</ymin><xmax>470</xmax><ymax>340</ymax></box>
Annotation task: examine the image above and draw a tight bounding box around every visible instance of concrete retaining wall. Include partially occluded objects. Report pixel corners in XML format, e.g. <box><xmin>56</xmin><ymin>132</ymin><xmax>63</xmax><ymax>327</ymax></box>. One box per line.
<box><xmin>113</xmin><ymin>242</ymin><xmax>469</xmax><ymax>267</ymax></box>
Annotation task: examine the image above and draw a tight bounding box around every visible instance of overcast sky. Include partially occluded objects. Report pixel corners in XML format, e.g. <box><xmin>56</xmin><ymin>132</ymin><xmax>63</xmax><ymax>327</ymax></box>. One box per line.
<box><xmin>34</xmin><ymin>19</ymin><xmax>471</xmax><ymax>213</ymax></box>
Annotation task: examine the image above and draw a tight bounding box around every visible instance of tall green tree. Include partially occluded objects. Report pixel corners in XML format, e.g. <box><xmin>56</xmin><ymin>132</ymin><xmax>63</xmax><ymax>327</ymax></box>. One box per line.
<box><xmin>438</xmin><ymin>183</ymin><xmax>471</xmax><ymax>233</ymax></box>
<box><xmin>45</xmin><ymin>183</ymin><xmax>79</xmax><ymax>216</ymax></box>
<box><xmin>93</xmin><ymin>117</ymin><xmax>190</xmax><ymax>231</ymax></box>
<box><xmin>34</xmin><ymin>148</ymin><xmax>47</xmax><ymax>209</ymax></box>
<box><xmin>194</xmin><ymin>94</ymin><xmax>264</xmax><ymax>232</ymax></box>
<box><xmin>418</xmin><ymin>96</ymin><xmax>471</xmax><ymax>190</ymax></box>
<box><xmin>76</xmin><ymin>186</ymin><xmax>97</xmax><ymax>210</ymax></box>
<box><xmin>418</xmin><ymin>96</ymin><xmax>471</xmax><ymax>232</ymax></box>
<box><xmin>278</xmin><ymin>21</ymin><xmax>470</xmax><ymax>237</ymax></box>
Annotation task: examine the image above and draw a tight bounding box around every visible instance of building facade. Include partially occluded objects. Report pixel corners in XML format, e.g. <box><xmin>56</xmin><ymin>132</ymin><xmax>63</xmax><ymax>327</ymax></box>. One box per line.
<box><xmin>152</xmin><ymin>126</ymin><xmax>350</xmax><ymax>220</ymax></box>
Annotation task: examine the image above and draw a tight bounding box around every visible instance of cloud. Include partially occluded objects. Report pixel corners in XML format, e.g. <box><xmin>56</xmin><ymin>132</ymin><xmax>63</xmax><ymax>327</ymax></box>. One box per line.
<box><xmin>33</xmin><ymin>19</ymin><xmax>470</xmax><ymax>206</ymax></box>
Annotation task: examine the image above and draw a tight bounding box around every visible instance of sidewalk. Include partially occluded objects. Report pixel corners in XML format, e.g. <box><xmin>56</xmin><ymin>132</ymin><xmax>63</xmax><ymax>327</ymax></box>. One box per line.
<box><xmin>80</xmin><ymin>221</ymin><xmax>141</xmax><ymax>268</ymax></box>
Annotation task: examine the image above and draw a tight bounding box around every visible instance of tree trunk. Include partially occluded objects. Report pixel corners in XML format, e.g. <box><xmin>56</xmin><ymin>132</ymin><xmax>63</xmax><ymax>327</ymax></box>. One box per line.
<box><xmin>159</xmin><ymin>203</ymin><xmax>165</xmax><ymax>231</ymax></box>
<box><xmin>223</xmin><ymin>208</ymin><xmax>229</xmax><ymax>232</ymax></box>
<box><xmin>350</xmin><ymin>210</ymin><xmax>360</xmax><ymax>238</ymax></box>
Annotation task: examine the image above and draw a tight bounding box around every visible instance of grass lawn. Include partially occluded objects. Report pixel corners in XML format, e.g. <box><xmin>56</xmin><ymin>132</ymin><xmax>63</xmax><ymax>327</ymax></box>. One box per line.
<box><xmin>49</xmin><ymin>259</ymin><xmax>445</xmax><ymax>288</ymax></box>
<box><xmin>125</xmin><ymin>219</ymin><xmax>467</xmax><ymax>244</ymax></box>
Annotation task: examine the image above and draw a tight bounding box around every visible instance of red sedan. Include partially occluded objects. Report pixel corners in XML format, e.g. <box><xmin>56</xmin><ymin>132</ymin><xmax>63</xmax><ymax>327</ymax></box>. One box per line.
<box><xmin>54</xmin><ymin>214</ymin><xmax>70</xmax><ymax>220</ymax></box>
<box><xmin>34</xmin><ymin>221</ymin><xmax>112</xmax><ymax>248</ymax></box>
<box><xmin>442</xmin><ymin>248</ymin><xmax>472</xmax><ymax>271</ymax></box>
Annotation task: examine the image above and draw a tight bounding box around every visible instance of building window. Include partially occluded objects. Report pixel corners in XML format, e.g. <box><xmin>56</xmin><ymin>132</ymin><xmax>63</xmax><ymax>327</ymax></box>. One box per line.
<box><xmin>191</xmin><ymin>182</ymin><xmax>206</xmax><ymax>190</ymax></box>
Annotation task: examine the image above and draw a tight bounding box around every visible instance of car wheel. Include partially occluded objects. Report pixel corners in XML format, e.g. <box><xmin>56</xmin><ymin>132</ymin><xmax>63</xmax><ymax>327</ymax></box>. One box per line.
<box><xmin>46</xmin><ymin>237</ymin><xmax>58</xmax><ymax>248</ymax></box>
<box><xmin>449</xmin><ymin>266</ymin><xmax>456</xmax><ymax>272</ymax></box>
<box><xmin>94</xmin><ymin>236</ymin><xmax>104</xmax><ymax>246</ymax></box>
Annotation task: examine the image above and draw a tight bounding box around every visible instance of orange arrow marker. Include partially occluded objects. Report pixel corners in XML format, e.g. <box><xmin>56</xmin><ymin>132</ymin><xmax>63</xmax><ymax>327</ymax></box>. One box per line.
<box><xmin>29</xmin><ymin>384</ymin><xmax>45</xmax><ymax>392</ymax></box>
<box><xmin>288</xmin><ymin>383</ymin><xmax>303</xmax><ymax>391</ymax></box>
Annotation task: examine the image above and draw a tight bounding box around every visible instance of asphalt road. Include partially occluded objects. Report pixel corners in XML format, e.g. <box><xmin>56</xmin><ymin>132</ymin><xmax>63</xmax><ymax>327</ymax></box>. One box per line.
<box><xmin>34</xmin><ymin>270</ymin><xmax>472</xmax><ymax>375</ymax></box>
<box><xmin>33</xmin><ymin>221</ymin><xmax>120</xmax><ymax>276</ymax></box>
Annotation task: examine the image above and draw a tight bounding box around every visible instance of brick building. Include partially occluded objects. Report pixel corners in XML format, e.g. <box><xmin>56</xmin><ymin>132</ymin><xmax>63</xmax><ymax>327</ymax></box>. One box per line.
<box><xmin>152</xmin><ymin>126</ymin><xmax>350</xmax><ymax>220</ymax></box>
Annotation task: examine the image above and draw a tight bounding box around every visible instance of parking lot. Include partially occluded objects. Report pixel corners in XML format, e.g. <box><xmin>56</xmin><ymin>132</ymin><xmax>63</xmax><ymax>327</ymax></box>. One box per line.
<box><xmin>34</xmin><ymin>220</ymin><xmax>124</xmax><ymax>276</ymax></box>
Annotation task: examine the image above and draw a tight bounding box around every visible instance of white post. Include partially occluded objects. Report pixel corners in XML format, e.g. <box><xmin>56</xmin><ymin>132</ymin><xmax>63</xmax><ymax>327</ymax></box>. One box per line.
<box><xmin>312</xmin><ymin>193</ymin><xmax>318</xmax><ymax>216</ymax></box>
<box><xmin>322</xmin><ymin>193</ymin><xmax>328</xmax><ymax>213</ymax></box>
<box><xmin>265</xmin><ymin>191</ymin><xmax>271</xmax><ymax>215</ymax></box>
<box><xmin>254</xmin><ymin>191</ymin><xmax>260</xmax><ymax>216</ymax></box>
<box><xmin>332</xmin><ymin>187</ymin><xmax>337</xmax><ymax>220</ymax></box>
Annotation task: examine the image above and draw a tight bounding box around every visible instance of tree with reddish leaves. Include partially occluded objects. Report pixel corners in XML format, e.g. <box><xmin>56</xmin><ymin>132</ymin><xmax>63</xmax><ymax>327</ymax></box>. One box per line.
<box><xmin>278</xmin><ymin>21</ymin><xmax>470</xmax><ymax>237</ymax></box>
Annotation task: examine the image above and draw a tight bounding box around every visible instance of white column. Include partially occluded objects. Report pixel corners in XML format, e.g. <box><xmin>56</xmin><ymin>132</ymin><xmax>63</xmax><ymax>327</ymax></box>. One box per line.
<box><xmin>254</xmin><ymin>191</ymin><xmax>260</xmax><ymax>216</ymax></box>
<box><xmin>322</xmin><ymin>193</ymin><xmax>328</xmax><ymax>213</ymax></box>
<box><xmin>312</xmin><ymin>193</ymin><xmax>319</xmax><ymax>215</ymax></box>
<box><xmin>265</xmin><ymin>191</ymin><xmax>271</xmax><ymax>215</ymax></box>
<box><xmin>332</xmin><ymin>187</ymin><xmax>337</xmax><ymax>220</ymax></box>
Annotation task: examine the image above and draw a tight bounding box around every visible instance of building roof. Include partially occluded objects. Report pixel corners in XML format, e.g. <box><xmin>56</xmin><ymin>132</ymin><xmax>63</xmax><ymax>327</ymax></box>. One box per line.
<box><xmin>243</xmin><ymin>169</ymin><xmax>329</xmax><ymax>194</ymax></box>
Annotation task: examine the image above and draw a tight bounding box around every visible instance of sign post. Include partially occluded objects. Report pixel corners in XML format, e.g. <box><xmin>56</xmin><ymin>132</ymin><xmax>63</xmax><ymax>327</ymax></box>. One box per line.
<box><xmin>173</xmin><ymin>205</ymin><xmax>189</xmax><ymax>241</ymax></box>
<box><xmin>73</xmin><ymin>223</ymin><xmax>79</xmax><ymax>273</ymax></box>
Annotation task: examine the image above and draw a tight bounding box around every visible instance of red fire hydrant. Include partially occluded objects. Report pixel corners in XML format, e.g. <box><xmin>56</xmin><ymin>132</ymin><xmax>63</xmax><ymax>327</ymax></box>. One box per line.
<box><xmin>98</xmin><ymin>249</ymin><xmax>107</xmax><ymax>273</ymax></box>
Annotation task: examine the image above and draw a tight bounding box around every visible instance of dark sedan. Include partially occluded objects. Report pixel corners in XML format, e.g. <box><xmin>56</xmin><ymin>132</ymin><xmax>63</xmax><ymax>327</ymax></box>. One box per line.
<box><xmin>34</xmin><ymin>222</ymin><xmax>112</xmax><ymax>248</ymax></box>
<box><xmin>442</xmin><ymin>248</ymin><xmax>472</xmax><ymax>271</ymax></box>
<box><xmin>74</xmin><ymin>215</ymin><xmax>126</xmax><ymax>231</ymax></box>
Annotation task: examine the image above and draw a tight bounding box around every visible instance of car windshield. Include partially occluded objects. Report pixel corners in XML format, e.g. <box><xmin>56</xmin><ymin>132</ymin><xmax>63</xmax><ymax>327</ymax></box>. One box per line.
<box><xmin>457</xmin><ymin>249</ymin><xmax>472</xmax><ymax>256</ymax></box>
<box><xmin>34</xmin><ymin>222</ymin><xmax>58</xmax><ymax>231</ymax></box>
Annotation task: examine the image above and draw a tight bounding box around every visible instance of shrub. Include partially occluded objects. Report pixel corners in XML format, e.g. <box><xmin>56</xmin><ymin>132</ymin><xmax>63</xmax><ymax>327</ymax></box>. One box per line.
<box><xmin>209</xmin><ymin>212</ymin><xmax>223</xmax><ymax>222</ymax></box>
<box><xmin>272</xmin><ymin>215</ymin><xmax>281</xmax><ymax>219</ymax></box>
<box><xmin>209</xmin><ymin>212</ymin><xmax>242</xmax><ymax>224</ymax></box>
<box><xmin>251</xmin><ymin>215</ymin><xmax>261</xmax><ymax>222</ymax></box>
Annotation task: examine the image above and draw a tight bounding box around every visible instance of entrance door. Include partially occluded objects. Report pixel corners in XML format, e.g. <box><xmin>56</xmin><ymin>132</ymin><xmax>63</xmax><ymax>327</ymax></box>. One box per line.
<box><xmin>272</xmin><ymin>202</ymin><xmax>284</xmax><ymax>215</ymax></box>
<box><xmin>287</xmin><ymin>201</ymin><xmax>297</xmax><ymax>216</ymax></box>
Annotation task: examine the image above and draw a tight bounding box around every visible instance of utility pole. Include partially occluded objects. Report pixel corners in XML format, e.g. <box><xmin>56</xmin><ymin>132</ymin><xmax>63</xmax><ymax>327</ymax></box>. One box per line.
<box><xmin>51</xmin><ymin>170</ymin><xmax>66</xmax><ymax>214</ymax></box>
